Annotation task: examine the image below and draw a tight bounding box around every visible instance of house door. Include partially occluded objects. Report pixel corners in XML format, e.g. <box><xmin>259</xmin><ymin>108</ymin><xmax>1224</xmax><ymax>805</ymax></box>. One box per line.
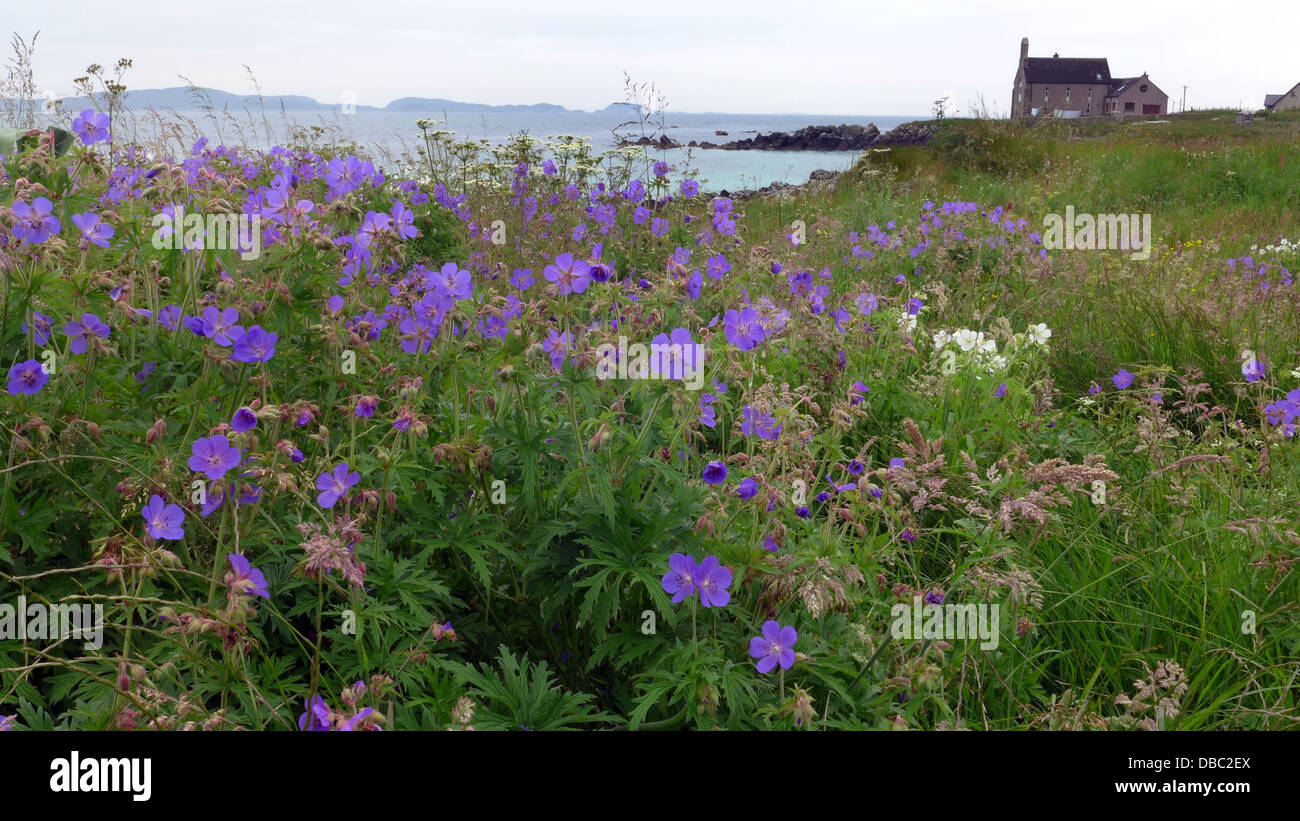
<box><xmin>1143</xmin><ymin>104</ymin><xmax>1160</xmax><ymax>114</ymax></box>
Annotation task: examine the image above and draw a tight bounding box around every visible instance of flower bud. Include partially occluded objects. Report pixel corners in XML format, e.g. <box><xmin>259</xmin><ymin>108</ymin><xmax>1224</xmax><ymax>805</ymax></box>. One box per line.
<box><xmin>146</xmin><ymin>417</ymin><xmax>167</xmax><ymax>445</ymax></box>
<box><xmin>696</xmin><ymin>681</ymin><xmax>718</xmax><ymax>716</ymax></box>
<box><xmin>588</xmin><ymin>423</ymin><xmax>611</xmax><ymax>452</ymax></box>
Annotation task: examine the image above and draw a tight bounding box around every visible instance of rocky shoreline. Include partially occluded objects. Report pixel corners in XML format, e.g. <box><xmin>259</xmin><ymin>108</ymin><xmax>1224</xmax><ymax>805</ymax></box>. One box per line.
<box><xmin>617</xmin><ymin>121</ymin><xmax>932</xmax><ymax>151</ymax></box>
<box><xmin>719</xmin><ymin>168</ymin><xmax>844</xmax><ymax>201</ymax></box>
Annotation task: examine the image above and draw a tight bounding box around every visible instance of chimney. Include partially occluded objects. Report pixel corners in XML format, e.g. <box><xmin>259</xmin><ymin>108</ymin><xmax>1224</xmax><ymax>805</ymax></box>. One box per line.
<box><xmin>1020</xmin><ymin>37</ymin><xmax>1029</xmax><ymax>66</ymax></box>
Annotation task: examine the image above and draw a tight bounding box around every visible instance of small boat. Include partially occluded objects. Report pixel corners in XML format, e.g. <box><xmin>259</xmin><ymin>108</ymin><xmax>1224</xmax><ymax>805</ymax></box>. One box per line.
<box><xmin>715</xmin><ymin>130</ymin><xmax>729</xmax><ymax>136</ymax></box>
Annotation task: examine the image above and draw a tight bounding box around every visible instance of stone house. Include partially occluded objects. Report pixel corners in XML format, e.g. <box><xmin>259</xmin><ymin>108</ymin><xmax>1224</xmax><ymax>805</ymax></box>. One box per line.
<box><xmin>1011</xmin><ymin>38</ymin><xmax>1168</xmax><ymax>119</ymax></box>
<box><xmin>1264</xmin><ymin>82</ymin><xmax>1300</xmax><ymax>112</ymax></box>
<box><xmin>1105</xmin><ymin>75</ymin><xmax>1169</xmax><ymax>117</ymax></box>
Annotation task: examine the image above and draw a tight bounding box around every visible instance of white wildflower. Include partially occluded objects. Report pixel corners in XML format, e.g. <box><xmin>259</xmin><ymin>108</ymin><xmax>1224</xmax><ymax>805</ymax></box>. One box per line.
<box><xmin>953</xmin><ymin>328</ymin><xmax>979</xmax><ymax>351</ymax></box>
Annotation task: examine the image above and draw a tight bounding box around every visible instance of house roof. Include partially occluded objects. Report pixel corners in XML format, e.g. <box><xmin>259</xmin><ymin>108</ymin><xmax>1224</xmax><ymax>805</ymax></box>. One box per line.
<box><xmin>1023</xmin><ymin>57</ymin><xmax>1111</xmax><ymax>84</ymax></box>
<box><xmin>1105</xmin><ymin>75</ymin><xmax>1167</xmax><ymax>100</ymax></box>
<box><xmin>1266</xmin><ymin>81</ymin><xmax>1300</xmax><ymax>108</ymax></box>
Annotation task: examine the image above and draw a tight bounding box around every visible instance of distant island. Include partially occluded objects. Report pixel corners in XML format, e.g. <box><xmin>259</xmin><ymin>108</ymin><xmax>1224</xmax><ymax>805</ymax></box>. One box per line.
<box><xmin>16</xmin><ymin>87</ymin><xmax>642</xmax><ymax>115</ymax></box>
<box><xmin>617</xmin><ymin>122</ymin><xmax>933</xmax><ymax>151</ymax></box>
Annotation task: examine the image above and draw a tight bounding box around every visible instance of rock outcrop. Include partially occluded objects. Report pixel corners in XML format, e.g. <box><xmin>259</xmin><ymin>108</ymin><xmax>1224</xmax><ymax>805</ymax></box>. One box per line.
<box><xmin>720</xmin><ymin>168</ymin><xmax>845</xmax><ymax>201</ymax></box>
<box><xmin>616</xmin><ymin>134</ymin><xmax>683</xmax><ymax>149</ymax></box>
<box><xmin>873</xmin><ymin>121</ymin><xmax>932</xmax><ymax>146</ymax></box>
<box><xmin>688</xmin><ymin>122</ymin><xmax>930</xmax><ymax>151</ymax></box>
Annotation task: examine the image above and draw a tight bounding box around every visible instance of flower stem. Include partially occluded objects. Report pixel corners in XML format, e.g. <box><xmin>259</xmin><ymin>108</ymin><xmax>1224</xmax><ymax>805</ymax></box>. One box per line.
<box><xmin>691</xmin><ymin>596</ymin><xmax>698</xmax><ymax>658</ymax></box>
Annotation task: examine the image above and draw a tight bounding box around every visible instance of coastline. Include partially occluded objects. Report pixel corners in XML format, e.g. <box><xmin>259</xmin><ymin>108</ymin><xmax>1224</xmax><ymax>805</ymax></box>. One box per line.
<box><xmin>619</xmin><ymin>120</ymin><xmax>932</xmax><ymax>152</ymax></box>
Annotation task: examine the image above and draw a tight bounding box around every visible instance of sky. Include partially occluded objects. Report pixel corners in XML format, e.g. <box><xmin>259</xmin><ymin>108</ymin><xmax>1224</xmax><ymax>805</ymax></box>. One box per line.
<box><xmin>7</xmin><ymin>0</ymin><xmax>1299</xmax><ymax>116</ymax></box>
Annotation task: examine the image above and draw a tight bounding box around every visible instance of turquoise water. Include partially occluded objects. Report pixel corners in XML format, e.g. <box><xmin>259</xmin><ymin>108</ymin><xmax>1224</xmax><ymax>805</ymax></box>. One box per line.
<box><xmin>123</xmin><ymin>108</ymin><xmax>923</xmax><ymax>192</ymax></box>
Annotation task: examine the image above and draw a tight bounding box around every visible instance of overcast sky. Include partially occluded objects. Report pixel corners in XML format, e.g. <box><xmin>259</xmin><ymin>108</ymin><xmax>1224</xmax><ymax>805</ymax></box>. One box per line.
<box><xmin>8</xmin><ymin>0</ymin><xmax>1298</xmax><ymax>115</ymax></box>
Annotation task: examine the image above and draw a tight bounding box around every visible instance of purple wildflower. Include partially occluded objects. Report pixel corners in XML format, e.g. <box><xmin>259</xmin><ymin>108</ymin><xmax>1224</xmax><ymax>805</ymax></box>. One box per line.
<box><xmin>693</xmin><ymin>556</ymin><xmax>732</xmax><ymax>608</ymax></box>
<box><xmin>64</xmin><ymin>313</ymin><xmax>110</xmax><ymax>354</ymax></box>
<box><xmin>511</xmin><ymin>268</ymin><xmax>534</xmax><ymax>291</ymax></box>
<box><xmin>740</xmin><ymin>405</ymin><xmax>781</xmax><ymax>440</ymax></box>
<box><xmin>71</xmin><ymin>212</ymin><xmax>114</xmax><ymax>248</ymax></box>
<box><xmin>736</xmin><ymin>477</ymin><xmax>759</xmax><ymax>499</ymax></box>
<box><xmin>71</xmin><ymin>109</ymin><xmax>110</xmax><ymax>144</ymax></box>
<box><xmin>7</xmin><ymin>359</ymin><xmax>48</xmax><ymax>395</ymax></box>
<box><xmin>749</xmin><ymin>620</ymin><xmax>797</xmax><ymax>673</ymax></box>
<box><xmin>299</xmin><ymin>695</ymin><xmax>331</xmax><ymax>731</ymax></box>
<box><xmin>544</xmin><ymin>252</ymin><xmax>592</xmax><ymax>296</ymax></box>
<box><xmin>661</xmin><ymin>553</ymin><xmax>697</xmax><ymax>603</ymax></box>
<box><xmin>702</xmin><ymin>461</ymin><xmax>728</xmax><ymax>484</ymax></box>
<box><xmin>188</xmin><ymin>435</ymin><xmax>243</xmax><ymax>481</ymax></box>
<box><xmin>316</xmin><ymin>462</ymin><xmax>361</xmax><ymax>509</ymax></box>
<box><xmin>141</xmin><ymin>495</ymin><xmax>185</xmax><ymax>540</ymax></box>
<box><xmin>11</xmin><ymin>198</ymin><xmax>61</xmax><ymax>244</ymax></box>
<box><xmin>698</xmin><ymin>393</ymin><xmax>718</xmax><ymax>428</ymax></box>
<box><xmin>228</xmin><ymin>554</ymin><xmax>270</xmax><ymax>598</ymax></box>
<box><xmin>22</xmin><ymin>311</ymin><xmax>52</xmax><ymax>345</ymax></box>
<box><xmin>723</xmin><ymin>308</ymin><xmax>765</xmax><ymax>351</ymax></box>
<box><xmin>186</xmin><ymin>306</ymin><xmax>242</xmax><ymax>345</ymax></box>
<box><xmin>231</xmin><ymin>407</ymin><xmax>258</xmax><ymax>432</ymax></box>
<box><xmin>231</xmin><ymin>325</ymin><xmax>278</xmax><ymax>363</ymax></box>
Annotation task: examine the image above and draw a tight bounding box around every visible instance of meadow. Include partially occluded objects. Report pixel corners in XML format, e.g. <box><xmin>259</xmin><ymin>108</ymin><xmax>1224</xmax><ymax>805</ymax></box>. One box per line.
<box><xmin>0</xmin><ymin>101</ymin><xmax>1296</xmax><ymax>731</ymax></box>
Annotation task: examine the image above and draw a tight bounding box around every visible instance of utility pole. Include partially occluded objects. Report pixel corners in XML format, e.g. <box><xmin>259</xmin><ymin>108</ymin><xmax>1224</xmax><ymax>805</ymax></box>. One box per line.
<box><xmin>1181</xmin><ymin>85</ymin><xmax>1187</xmax><ymax>113</ymax></box>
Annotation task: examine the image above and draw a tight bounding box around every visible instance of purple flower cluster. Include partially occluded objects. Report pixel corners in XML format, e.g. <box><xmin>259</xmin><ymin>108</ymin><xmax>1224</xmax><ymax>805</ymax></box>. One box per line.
<box><xmin>1264</xmin><ymin>389</ymin><xmax>1300</xmax><ymax>437</ymax></box>
<box><xmin>661</xmin><ymin>553</ymin><xmax>732</xmax><ymax>608</ymax></box>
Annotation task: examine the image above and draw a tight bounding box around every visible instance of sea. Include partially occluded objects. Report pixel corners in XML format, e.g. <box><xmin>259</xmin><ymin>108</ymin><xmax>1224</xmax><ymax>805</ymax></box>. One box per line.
<box><xmin>113</xmin><ymin>107</ymin><xmax>923</xmax><ymax>193</ymax></box>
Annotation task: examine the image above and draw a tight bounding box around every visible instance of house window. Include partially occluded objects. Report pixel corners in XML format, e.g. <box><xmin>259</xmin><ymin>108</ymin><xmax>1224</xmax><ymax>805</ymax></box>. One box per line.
<box><xmin>1044</xmin><ymin>87</ymin><xmax>1049</xmax><ymax>105</ymax></box>
<box><xmin>1124</xmin><ymin>101</ymin><xmax>1135</xmax><ymax>112</ymax></box>
<box><xmin>1065</xmin><ymin>88</ymin><xmax>1071</xmax><ymax>105</ymax></box>
<box><xmin>1139</xmin><ymin>84</ymin><xmax>1148</xmax><ymax>93</ymax></box>
<box><xmin>1087</xmin><ymin>88</ymin><xmax>1092</xmax><ymax>113</ymax></box>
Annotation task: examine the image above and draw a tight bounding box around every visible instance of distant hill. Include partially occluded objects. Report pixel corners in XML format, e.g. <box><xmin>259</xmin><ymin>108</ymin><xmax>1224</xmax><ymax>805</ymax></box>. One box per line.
<box><xmin>384</xmin><ymin>97</ymin><xmax>566</xmax><ymax>112</ymax></box>
<box><xmin>46</xmin><ymin>87</ymin><xmax>360</xmax><ymax>112</ymax></box>
<box><xmin>22</xmin><ymin>87</ymin><xmax>579</xmax><ymax>114</ymax></box>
